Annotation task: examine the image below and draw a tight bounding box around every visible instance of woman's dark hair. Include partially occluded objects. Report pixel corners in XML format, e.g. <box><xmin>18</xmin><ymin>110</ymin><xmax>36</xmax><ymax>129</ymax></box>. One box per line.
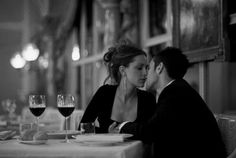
<box><xmin>103</xmin><ymin>43</ymin><xmax>146</xmax><ymax>84</ymax></box>
<box><xmin>153</xmin><ymin>47</ymin><xmax>190</xmax><ymax>79</ymax></box>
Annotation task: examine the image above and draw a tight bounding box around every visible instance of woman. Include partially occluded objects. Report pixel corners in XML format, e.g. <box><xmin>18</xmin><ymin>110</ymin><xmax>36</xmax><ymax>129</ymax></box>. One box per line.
<box><xmin>80</xmin><ymin>43</ymin><xmax>156</xmax><ymax>133</ymax></box>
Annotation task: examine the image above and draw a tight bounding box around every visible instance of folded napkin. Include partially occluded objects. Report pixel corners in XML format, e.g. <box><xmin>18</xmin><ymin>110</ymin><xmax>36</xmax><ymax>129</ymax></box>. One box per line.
<box><xmin>75</xmin><ymin>133</ymin><xmax>132</xmax><ymax>142</ymax></box>
<box><xmin>0</xmin><ymin>130</ymin><xmax>16</xmax><ymax>140</ymax></box>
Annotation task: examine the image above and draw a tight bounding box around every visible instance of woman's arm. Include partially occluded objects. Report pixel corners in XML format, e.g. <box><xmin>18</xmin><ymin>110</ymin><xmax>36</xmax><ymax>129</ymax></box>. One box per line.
<box><xmin>80</xmin><ymin>86</ymin><xmax>105</xmax><ymax>123</ymax></box>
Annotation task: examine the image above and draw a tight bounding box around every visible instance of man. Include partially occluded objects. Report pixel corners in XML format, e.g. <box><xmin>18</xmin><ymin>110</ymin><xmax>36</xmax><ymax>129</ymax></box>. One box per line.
<box><xmin>109</xmin><ymin>47</ymin><xmax>227</xmax><ymax>158</ymax></box>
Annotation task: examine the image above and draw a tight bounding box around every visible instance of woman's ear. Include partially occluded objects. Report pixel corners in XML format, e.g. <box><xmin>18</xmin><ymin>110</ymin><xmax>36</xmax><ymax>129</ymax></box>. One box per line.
<box><xmin>119</xmin><ymin>65</ymin><xmax>126</xmax><ymax>76</ymax></box>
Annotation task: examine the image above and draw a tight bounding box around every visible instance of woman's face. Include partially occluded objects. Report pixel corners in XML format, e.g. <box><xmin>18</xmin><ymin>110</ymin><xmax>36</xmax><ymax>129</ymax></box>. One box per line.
<box><xmin>124</xmin><ymin>55</ymin><xmax>149</xmax><ymax>88</ymax></box>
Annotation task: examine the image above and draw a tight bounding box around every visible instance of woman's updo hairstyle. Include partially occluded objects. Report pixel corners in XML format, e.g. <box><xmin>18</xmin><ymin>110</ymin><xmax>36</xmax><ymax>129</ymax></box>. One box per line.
<box><xmin>103</xmin><ymin>43</ymin><xmax>146</xmax><ymax>84</ymax></box>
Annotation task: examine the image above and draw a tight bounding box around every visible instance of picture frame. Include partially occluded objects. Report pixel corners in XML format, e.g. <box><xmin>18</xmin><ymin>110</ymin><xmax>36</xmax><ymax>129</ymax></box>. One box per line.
<box><xmin>174</xmin><ymin>0</ymin><xmax>225</xmax><ymax>62</ymax></box>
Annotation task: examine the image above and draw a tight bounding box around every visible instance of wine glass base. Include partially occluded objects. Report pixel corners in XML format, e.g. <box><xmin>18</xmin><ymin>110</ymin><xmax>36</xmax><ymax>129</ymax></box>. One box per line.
<box><xmin>61</xmin><ymin>139</ymin><xmax>71</xmax><ymax>143</ymax></box>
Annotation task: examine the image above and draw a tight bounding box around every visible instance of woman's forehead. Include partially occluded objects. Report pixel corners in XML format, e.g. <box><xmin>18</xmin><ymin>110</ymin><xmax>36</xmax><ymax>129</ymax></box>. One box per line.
<box><xmin>132</xmin><ymin>55</ymin><xmax>147</xmax><ymax>63</ymax></box>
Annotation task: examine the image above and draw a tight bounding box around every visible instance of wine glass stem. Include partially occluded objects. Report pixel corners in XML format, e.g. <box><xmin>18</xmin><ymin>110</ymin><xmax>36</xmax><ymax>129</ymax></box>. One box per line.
<box><xmin>36</xmin><ymin>117</ymin><xmax>39</xmax><ymax>131</ymax></box>
<box><xmin>65</xmin><ymin>117</ymin><xmax>68</xmax><ymax>142</ymax></box>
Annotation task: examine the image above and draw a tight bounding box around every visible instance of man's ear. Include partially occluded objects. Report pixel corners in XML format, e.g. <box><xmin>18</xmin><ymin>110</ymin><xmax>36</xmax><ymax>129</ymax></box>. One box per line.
<box><xmin>156</xmin><ymin>62</ymin><xmax>164</xmax><ymax>74</ymax></box>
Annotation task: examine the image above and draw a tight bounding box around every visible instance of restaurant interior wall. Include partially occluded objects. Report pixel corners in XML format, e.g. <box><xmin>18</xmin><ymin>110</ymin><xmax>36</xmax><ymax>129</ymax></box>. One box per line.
<box><xmin>0</xmin><ymin>0</ymin><xmax>236</xmax><ymax>116</ymax></box>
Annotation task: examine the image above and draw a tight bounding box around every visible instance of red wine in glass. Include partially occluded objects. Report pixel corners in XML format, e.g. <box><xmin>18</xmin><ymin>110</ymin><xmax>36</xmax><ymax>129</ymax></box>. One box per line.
<box><xmin>29</xmin><ymin>107</ymin><xmax>46</xmax><ymax>117</ymax></box>
<box><xmin>58</xmin><ymin>107</ymin><xmax>75</xmax><ymax>117</ymax></box>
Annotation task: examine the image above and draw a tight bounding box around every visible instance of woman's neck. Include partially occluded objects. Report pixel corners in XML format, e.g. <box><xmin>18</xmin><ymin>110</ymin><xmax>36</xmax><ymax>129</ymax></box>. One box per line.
<box><xmin>117</xmin><ymin>83</ymin><xmax>137</xmax><ymax>102</ymax></box>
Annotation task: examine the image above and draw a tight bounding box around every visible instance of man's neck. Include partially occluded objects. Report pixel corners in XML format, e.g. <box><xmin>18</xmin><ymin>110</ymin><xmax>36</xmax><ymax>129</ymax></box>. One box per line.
<box><xmin>156</xmin><ymin>76</ymin><xmax>174</xmax><ymax>95</ymax></box>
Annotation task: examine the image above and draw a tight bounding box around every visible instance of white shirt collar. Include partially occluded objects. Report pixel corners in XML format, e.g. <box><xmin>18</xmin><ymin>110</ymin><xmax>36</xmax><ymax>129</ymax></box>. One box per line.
<box><xmin>165</xmin><ymin>79</ymin><xmax>175</xmax><ymax>89</ymax></box>
<box><xmin>156</xmin><ymin>80</ymin><xmax>175</xmax><ymax>102</ymax></box>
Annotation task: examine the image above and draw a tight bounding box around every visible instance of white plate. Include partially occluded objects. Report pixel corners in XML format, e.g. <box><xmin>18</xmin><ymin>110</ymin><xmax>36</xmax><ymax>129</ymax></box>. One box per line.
<box><xmin>17</xmin><ymin>139</ymin><xmax>47</xmax><ymax>145</ymax></box>
<box><xmin>47</xmin><ymin>130</ymin><xmax>81</xmax><ymax>139</ymax></box>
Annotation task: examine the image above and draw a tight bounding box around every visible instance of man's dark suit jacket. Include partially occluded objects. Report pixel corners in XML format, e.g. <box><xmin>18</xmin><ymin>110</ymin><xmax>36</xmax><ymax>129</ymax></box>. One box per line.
<box><xmin>121</xmin><ymin>79</ymin><xmax>227</xmax><ymax>158</ymax></box>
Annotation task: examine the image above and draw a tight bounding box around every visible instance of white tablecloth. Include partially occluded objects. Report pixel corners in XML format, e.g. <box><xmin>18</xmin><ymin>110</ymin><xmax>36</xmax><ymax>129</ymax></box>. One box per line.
<box><xmin>0</xmin><ymin>139</ymin><xmax>143</xmax><ymax>158</ymax></box>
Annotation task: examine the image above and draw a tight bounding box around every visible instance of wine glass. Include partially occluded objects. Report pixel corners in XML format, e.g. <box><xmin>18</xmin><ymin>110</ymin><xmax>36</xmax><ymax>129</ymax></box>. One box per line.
<box><xmin>57</xmin><ymin>94</ymin><xmax>75</xmax><ymax>143</ymax></box>
<box><xmin>29</xmin><ymin>95</ymin><xmax>46</xmax><ymax>131</ymax></box>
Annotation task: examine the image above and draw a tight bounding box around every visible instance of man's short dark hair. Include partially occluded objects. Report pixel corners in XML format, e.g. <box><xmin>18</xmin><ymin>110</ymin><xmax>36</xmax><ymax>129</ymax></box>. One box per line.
<box><xmin>153</xmin><ymin>47</ymin><xmax>190</xmax><ymax>79</ymax></box>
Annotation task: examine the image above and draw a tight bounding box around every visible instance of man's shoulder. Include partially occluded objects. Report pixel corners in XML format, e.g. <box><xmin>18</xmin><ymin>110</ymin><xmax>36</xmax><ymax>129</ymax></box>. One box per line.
<box><xmin>159</xmin><ymin>79</ymin><xmax>201</xmax><ymax>101</ymax></box>
<box><xmin>164</xmin><ymin>79</ymin><xmax>193</xmax><ymax>92</ymax></box>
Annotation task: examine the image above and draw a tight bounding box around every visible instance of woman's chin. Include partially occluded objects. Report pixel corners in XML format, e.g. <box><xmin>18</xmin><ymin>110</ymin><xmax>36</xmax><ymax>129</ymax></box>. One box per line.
<box><xmin>136</xmin><ymin>83</ymin><xmax>145</xmax><ymax>88</ymax></box>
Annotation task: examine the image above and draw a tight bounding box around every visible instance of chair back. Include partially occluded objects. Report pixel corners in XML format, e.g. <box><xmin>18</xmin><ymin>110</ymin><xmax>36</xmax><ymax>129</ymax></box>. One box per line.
<box><xmin>215</xmin><ymin>114</ymin><xmax>236</xmax><ymax>156</ymax></box>
<box><xmin>69</xmin><ymin>109</ymin><xmax>84</xmax><ymax>130</ymax></box>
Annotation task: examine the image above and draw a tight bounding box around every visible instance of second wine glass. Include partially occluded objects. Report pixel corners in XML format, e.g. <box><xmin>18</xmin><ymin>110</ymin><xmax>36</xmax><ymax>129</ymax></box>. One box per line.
<box><xmin>29</xmin><ymin>95</ymin><xmax>46</xmax><ymax>131</ymax></box>
<box><xmin>57</xmin><ymin>94</ymin><xmax>75</xmax><ymax>143</ymax></box>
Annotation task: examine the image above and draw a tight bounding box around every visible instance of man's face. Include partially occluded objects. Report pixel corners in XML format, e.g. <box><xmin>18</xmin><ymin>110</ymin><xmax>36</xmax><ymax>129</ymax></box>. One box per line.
<box><xmin>145</xmin><ymin>59</ymin><xmax>158</xmax><ymax>92</ymax></box>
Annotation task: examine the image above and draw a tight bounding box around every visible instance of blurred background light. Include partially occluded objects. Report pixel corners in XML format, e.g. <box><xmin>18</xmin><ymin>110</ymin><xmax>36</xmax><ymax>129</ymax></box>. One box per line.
<box><xmin>22</xmin><ymin>43</ymin><xmax>40</xmax><ymax>61</ymax></box>
<box><xmin>38</xmin><ymin>53</ymin><xmax>49</xmax><ymax>69</ymax></box>
<box><xmin>10</xmin><ymin>52</ymin><xmax>26</xmax><ymax>69</ymax></box>
<box><xmin>72</xmin><ymin>45</ymin><xmax>80</xmax><ymax>61</ymax></box>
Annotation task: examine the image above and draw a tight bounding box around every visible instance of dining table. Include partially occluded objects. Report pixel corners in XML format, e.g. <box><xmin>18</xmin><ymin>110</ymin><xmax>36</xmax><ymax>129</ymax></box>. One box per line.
<box><xmin>0</xmin><ymin>137</ymin><xmax>144</xmax><ymax>158</ymax></box>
